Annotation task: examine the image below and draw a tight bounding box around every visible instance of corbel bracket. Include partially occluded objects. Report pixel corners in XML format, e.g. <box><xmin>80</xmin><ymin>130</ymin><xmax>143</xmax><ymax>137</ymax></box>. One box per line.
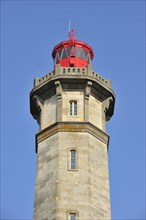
<box><xmin>85</xmin><ymin>81</ymin><xmax>92</xmax><ymax>100</ymax></box>
<box><xmin>32</xmin><ymin>95</ymin><xmax>44</xmax><ymax>124</ymax></box>
<box><xmin>55</xmin><ymin>81</ymin><xmax>62</xmax><ymax>99</ymax></box>
<box><xmin>103</xmin><ymin>97</ymin><xmax>113</xmax><ymax>121</ymax></box>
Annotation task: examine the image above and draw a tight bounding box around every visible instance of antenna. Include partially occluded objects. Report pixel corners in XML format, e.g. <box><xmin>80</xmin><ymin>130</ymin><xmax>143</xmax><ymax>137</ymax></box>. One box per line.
<box><xmin>68</xmin><ymin>20</ymin><xmax>76</xmax><ymax>40</ymax></box>
<box><xmin>68</xmin><ymin>20</ymin><xmax>71</xmax><ymax>32</ymax></box>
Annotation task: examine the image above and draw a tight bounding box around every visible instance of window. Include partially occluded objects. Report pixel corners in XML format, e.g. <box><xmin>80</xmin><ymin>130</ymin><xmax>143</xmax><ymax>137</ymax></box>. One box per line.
<box><xmin>58</xmin><ymin>49</ymin><xmax>63</xmax><ymax>59</ymax></box>
<box><xmin>84</xmin><ymin>49</ymin><xmax>88</xmax><ymax>60</ymax></box>
<box><xmin>61</xmin><ymin>49</ymin><xmax>67</xmax><ymax>59</ymax></box>
<box><xmin>76</xmin><ymin>47</ymin><xmax>82</xmax><ymax>57</ymax></box>
<box><xmin>55</xmin><ymin>53</ymin><xmax>59</xmax><ymax>64</ymax></box>
<box><xmin>80</xmin><ymin>49</ymin><xmax>86</xmax><ymax>60</ymax></box>
<box><xmin>68</xmin><ymin>149</ymin><xmax>78</xmax><ymax>171</ymax></box>
<box><xmin>65</xmin><ymin>46</ymin><xmax>71</xmax><ymax>56</ymax></box>
<box><xmin>70</xmin><ymin>46</ymin><xmax>76</xmax><ymax>57</ymax></box>
<box><xmin>69</xmin><ymin>213</ymin><xmax>76</xmax><ymax>220</ymax></box>
<box><xmin>70</xmin><ymin>150</ymin><xmax>76</xmax><ymax>169</ymax></box>
<box><xmin>70</xmin><ymin>101</ymin><xmax>77</xmax><ymax>116</ymax></box>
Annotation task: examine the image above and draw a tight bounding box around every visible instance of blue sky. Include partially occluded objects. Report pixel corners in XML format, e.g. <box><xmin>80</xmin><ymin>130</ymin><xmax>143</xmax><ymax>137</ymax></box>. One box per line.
<box><xmin>1</xmin><ymin>1</ymin><xmax>145</xmax><ymax>219</ymax></box>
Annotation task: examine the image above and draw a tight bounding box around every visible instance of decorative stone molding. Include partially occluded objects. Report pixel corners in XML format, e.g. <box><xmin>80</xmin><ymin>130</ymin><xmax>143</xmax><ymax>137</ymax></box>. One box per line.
<box><xmin>55</xmin><ymin>80</ymin><xmax>62</xmax><ymax>122</ymax></box>
<box><xmin>32</xmin><ymin>95</ymin><xmax>43</xmax><ymax>124</ymax></box>
<box><xmin>55</xmin><ymin>80</ymin><xmax>62</xmax><ymax>99</ymax></box>
<box><xmin>84</xmin><ymin>81</ymin><xmax>92</xmax><ymax>122</ymax></box>
<box><xmin>35</xmin><ymin>122</ymin><xmax>109</xmax><ymax>153</ymax></box>
<box><xmin>85</xmin><ymin>81</ymin><xmax>92</xmax><ymax>100</ymax></box>
<box><xmin>30</xmin><ymin>70</ymin><xmax>115</xmax><ymax>125</ymax></box>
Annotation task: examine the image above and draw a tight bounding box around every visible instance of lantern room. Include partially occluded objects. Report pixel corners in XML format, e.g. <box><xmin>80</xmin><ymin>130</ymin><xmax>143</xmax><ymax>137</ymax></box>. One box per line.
<box><xmin>52</xmin><ymin>30</ymin><xmax>94</xmax><ymax>67</ymax></box>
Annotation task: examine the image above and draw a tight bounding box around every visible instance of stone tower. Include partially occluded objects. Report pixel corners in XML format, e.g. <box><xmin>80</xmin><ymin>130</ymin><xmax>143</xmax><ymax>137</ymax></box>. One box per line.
<box><xmin>30</xmin><ymin>30</ymin><xmax>115</xmax><ymax>220</ymax></box>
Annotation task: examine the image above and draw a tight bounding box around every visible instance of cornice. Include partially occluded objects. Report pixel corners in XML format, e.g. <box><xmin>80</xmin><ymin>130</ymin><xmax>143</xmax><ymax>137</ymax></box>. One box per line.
<box><xmin>35</xmin><ymin>122</ymin><xmax>109</xmax><ymax>153</ymax></box>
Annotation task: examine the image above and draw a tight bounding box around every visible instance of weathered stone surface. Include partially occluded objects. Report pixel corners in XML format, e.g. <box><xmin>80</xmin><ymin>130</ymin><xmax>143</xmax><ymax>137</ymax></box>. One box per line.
<box><xmin>41</xmin><ymin>95</ymin><xmax>57</xmax><ymax>130</ymax></box>
<box><xmin>33</xmin><ymin>131</ymin><xmax>111</xmax><ymax>220</ymax></box>
<box><xmin>89</xmin><ymin>95</ymin><xmax>103</xmax><ymax>130</ymax></box>
<box><xmin>31</xmin><ymin>65</ymin><xmax>115</xmax><ymax>220</ymax></box>
<box><xmin>33</xmin><ymin>134</ymin><xmax>58</xmax><ymax>220</ymax></box>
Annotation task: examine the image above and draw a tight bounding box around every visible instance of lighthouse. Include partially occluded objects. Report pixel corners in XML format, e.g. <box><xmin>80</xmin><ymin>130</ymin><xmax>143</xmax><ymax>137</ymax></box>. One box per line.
<box><xmin>30</xmin><ymin>30</ymin><xmax>115</xmax><ymax>220</ymax></box>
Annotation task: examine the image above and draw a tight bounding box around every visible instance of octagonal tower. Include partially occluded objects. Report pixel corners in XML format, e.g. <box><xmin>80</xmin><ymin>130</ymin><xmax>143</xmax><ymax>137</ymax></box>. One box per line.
<box><xmin>30</xmin><ymin>30</ymin><xmax>115</xmax><ymax>220</ymax></box>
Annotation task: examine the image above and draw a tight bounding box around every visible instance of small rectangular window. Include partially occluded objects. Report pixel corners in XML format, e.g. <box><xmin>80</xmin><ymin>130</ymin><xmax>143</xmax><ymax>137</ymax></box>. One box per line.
<box><xmin>70</xmin><ymin>101</ymin><xmax>77</xmax><ymax>116</ymax></box>
<box><xmin>70</xmin><ymin>150</ymin><xmax>76</xmax><ymax>169</ymax></box>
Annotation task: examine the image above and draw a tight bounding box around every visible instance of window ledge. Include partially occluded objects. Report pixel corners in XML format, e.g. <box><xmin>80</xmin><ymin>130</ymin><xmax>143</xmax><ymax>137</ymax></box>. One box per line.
<box><xmin>68</xmin><ymin>116</ymin><xmax>79</xmax><ymax>118</ymax></box>
<box><xmin>67</xmin><ymin>169</ymin><xmax>78</xmax><ymax>172</ymax></box>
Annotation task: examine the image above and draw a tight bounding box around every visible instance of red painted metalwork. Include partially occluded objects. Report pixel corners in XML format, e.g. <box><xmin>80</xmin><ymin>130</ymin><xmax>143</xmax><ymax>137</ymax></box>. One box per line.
<box><xmin>52</xmin><ymin>31</ymin><xmax>94</xmax><ymax>68</ymax></box>
<box><xmin>68</xmin><ymin>29</ymin><xmax>76</xmax><ymax>40</ymax></box>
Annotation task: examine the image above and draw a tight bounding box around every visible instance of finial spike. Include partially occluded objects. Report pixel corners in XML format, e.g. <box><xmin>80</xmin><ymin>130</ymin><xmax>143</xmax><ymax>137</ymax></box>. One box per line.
<box><xmin>68</xmin><ymin>20</ymin><xmax>71</xmax><ymax>32</ymax></box>
<box><xmin>68</xmin><ymin>20</ymin><xmax>76</xmax><ymax>40</ymax></box>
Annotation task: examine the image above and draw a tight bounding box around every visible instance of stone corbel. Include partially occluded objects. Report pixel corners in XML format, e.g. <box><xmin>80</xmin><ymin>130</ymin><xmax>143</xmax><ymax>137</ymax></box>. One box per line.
<box><xmin>33</xmin><ymin>95</ymin><xmax>43</xmax><ymax>110</ymax></box>
<box><xmin>55</xmin><ymin>81</ymin><xmax>62</xmax><ymax>99</ymax></box>
<box><xmin>84</xmin><ymin>81</ymin><xmax>92</xmax><ymax>122</ymax></box>
<box><xmin>32</xmin><ymin>95</ymin><xmax>44</xmax><ymax>124</ymax></box>
<box><xmin>103</xmin><ymin>97</ymin><xmax>113</xmax><ymax>121</ymax></box>
<box><xmin>85</xmin><ymin>81</ymin><xmax>92</xmax><ymax>100</ymax></box>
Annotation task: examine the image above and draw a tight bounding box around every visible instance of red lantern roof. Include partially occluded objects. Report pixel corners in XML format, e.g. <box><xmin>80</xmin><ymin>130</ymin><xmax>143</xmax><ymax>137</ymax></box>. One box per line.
<box><xmin>52</xmin><ymin>30</ymin><xmax>94</xmax><ymax>68</ymax></box>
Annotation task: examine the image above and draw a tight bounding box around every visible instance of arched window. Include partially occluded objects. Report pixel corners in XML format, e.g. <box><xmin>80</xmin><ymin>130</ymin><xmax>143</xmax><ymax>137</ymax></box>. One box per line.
<box><xmin>69</xmin><ymin>212</ymin><xmax>76</xmax><ymax>220</ymax></box>
<box><xmin>69</xmin><ymin>101</ymin><xmax>77</xmax><ymax>116</ymax></box>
